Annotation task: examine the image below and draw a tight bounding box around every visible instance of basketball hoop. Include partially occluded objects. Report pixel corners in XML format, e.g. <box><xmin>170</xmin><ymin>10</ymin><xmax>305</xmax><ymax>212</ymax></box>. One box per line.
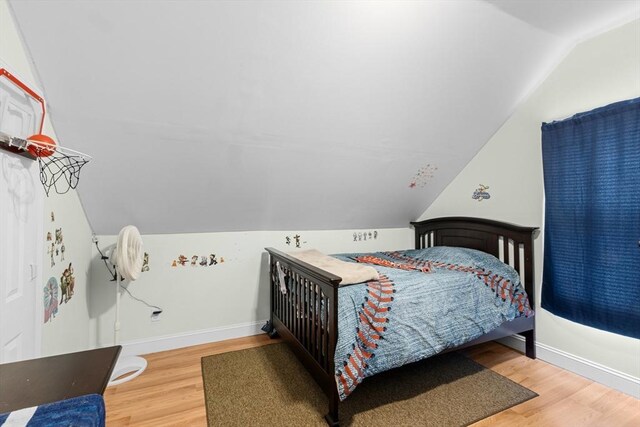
<box><xmin>28</xmin><ymin>136</ymin><xmax>91</xmax><ymax>196</ymax></box>
<box><xmin>0</xmin><ymin>71</ymin><xmax>91</xmax><ymax>196</ymax></box>
<box><xmin>0</xmin><ymin>132</ymin><xmax>91</xmax><ymax>196</ymax></box>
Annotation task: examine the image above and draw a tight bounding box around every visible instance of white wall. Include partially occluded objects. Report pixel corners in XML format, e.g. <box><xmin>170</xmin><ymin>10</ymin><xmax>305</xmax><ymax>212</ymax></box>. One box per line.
<box><xmin>90</xmin><ymin>228</ymin><xmax>413</xmax><ymax>352</ymax></box>
<box><xmin>0</xmin><ymin>0</ymin><xmax>94</xmax><ymax>356</ymax></box>
<box><xmin>420</xmin><ymin>20</ymin><xmax>640</xmax><ymax>380</ymax></box>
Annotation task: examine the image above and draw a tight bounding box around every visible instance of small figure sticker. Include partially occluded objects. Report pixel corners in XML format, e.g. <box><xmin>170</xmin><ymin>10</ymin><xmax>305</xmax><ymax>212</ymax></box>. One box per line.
<box><xmin>60</xmin><ymin>263</ymin><xmax>75</xmax><ymax>304</ymax></box>
<box><xmin>472</xmin><ymin>184</ymin><xmax>491</xmax><ymax>202</ymax></box>
<box><xmin>409</xmin><ymin>163</ymin><xmax>438</xmax><ymax>188</ymax></box>
<box><xmin>142</xmin><ymin>252</ymin><xmax>150</xmax><ymax>271</ymax></box>
<box><xmin>43</xmin><ymin>277</ymin><xmax>59</xmax><ymax>323</ymax></box>
<box><xmin>55</xmin><ymin>228</ymin><xmax>63</xmax><ymax>244</ymax></box>
<box><xmin>284</xmin><ymin>234</ymin><xmax>305</xmax><ymax>248</ymax></box>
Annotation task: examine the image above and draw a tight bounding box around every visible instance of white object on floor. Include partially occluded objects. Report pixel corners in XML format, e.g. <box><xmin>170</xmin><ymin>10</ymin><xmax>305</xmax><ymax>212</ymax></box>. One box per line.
<box><xmin>107</xmin><ymin>225</ymin><xmax>147</xmax><ymax>387</ymax></box>
<box><xmin>108</xmin><ymin>355</ymin><xmax>148</xmax><ymax>386</ymax></box>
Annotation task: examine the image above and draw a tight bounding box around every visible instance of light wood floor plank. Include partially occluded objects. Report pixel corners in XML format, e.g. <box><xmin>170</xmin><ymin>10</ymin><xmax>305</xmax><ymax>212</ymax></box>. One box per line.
<box><xmin>104</xmin><ymin>336</ymin><xmax>639</xmax><ymax>426</ymax></box>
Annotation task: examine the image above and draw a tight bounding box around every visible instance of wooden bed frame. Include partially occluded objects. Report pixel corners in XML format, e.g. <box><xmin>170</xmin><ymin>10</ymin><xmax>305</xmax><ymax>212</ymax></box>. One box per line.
<box><xmin>264</xmin><ymin>217</ymin><xmax>538</xmax><ymax>426</ymax></box>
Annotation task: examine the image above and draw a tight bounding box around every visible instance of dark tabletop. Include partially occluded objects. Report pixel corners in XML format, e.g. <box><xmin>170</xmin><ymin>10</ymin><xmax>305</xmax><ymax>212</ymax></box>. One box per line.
<box><xmin>0</xmin><ymin>346</ymin><xmax>121</xmax><ymax>414</ymax></box>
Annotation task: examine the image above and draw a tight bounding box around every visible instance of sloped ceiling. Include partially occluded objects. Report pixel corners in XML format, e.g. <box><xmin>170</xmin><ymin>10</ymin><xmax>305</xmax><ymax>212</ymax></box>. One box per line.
<box><xmin>9</xmin><ymin>0</ymin><xmax>639</xmax><ymax>234</ymax></box>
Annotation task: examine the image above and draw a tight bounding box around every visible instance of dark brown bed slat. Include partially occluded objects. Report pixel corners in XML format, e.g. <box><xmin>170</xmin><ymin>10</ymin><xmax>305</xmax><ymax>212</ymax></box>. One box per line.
<box><xmin>514</xmin><ymin>242</ymin><xmax>521</xmax><ymax>274</ymax></box>
<box><xmin>265</xmin><ymin>216</ymin><xmax>538</xmax><ymax>426</ymax></box>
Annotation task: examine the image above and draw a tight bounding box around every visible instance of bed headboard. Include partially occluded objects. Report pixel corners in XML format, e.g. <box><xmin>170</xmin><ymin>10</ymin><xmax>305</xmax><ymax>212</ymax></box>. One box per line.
<box><xmin>411</xmin><ymin>217</ymin><xmax>539</xmax><ymax>304</ymax></box>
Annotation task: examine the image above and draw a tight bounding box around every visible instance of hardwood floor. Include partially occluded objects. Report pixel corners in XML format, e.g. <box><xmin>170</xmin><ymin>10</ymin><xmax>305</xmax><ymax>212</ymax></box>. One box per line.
<box><xmin>104</xmin><ymin>336</ymin><xmax>640</xmax><ymax>426</ymax></box>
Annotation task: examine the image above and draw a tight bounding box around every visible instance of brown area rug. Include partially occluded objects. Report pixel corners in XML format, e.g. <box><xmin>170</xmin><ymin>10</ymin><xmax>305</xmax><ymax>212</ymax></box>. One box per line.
<box><xmin>201</xmin><ymin>343</ymin><xmax>536</xmax><ymax>426</ymax></box>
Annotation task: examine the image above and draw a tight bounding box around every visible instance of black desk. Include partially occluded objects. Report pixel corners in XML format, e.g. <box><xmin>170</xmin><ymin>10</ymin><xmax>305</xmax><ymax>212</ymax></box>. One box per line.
<box><xmin>0</xmin><ymin>346</ymin><xmax>121</xmax><ymax>413</ymax></box>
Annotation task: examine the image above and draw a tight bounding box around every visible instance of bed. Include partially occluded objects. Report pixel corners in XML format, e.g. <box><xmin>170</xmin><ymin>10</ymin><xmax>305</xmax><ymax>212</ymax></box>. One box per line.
<box><xmin>264</xmin><ymin>217</ymin><xmax>538</xmax><ymax>426</ymax></box>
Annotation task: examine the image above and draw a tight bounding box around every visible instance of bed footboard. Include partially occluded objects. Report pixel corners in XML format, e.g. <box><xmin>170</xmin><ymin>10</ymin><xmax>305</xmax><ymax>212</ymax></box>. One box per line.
<box><xmin>264</xmin><ymin>247</ymin><xmax>341</xmax><ymax>425</ymax></box>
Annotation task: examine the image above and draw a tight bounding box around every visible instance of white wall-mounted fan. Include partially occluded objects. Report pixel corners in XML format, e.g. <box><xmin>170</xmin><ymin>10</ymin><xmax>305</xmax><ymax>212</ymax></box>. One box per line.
<box><xmin>108</xmin><ymin>225</ymin><xmax>147</xmax><ymax>386</ymax></box>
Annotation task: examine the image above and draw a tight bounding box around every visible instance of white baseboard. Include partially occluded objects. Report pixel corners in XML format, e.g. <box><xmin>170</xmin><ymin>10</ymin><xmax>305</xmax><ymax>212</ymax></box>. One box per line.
<box><xmin>118</xmin><ymin>320</ymin><xmax>267</xmax><ymax>357</ymax></box>
<box><xmin>498</xmin><ymin>335</ymin><xmax>640</xmax><ymax>399</ymax></box>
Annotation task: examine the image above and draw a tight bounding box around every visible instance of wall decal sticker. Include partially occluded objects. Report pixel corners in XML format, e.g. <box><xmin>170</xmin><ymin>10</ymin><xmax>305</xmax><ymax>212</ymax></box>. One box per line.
<box><xmin>43</xmin><ymin>277</ymin><xmax>59</xmax><ymax>323</ymax></box>
<box><xmin>60</xmin><ymin>263</ymin><xmax>75</xmax><ymax>304</ymax></box>
<box><xmin>46</xmin><ymin>221</ymin><xmax>67</xmax><ymax>264</ymax></box>
<box><xmin>472</xmin><ymin>184</ymin><xmax>491</xmax><ymax>201</ymax></box>
<box><xmin>284</xmin><ymin>234</ymin><xmax>306</xmax><ymax>248</ymax></box>
<box><xmin>352</xmin><ymin>230</ymin><xmax>379</xmax><ymax>242</ymax></box>
<box><xmin>142</xmin><ymin>252</ymin><xmax>150</xmax><ymax>271</ymax></box>
<box><xmin>171</xmin><ymin>253</ymin><xmax>224</xmax><ymax>267</ymax></box>
<box><xmin>409</xmin><ymin>163</ymin><xmax>438</xmax><ymax>188</ymax></box>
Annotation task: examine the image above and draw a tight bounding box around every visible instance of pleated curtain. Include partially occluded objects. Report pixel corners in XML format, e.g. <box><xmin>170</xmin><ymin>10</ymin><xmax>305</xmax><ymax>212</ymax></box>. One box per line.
<box><xmin>541</xmin><ymin>98</ymin><xmax>640</xmax><ymax>339</ymax></box>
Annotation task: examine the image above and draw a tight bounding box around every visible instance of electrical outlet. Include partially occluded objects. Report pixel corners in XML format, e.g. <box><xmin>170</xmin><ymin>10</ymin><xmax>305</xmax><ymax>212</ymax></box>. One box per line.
<box><xmin>151</xmin><ymin>311</ymin><xmax>161</xmax><ymax>322</ymax></box>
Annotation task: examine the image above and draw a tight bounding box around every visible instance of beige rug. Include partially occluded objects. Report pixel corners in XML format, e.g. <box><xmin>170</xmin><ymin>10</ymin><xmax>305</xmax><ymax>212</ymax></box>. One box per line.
<box><xmin>201</xmin><ymin>342</ymin><xmax>536</xmax><ymax>426</ymax></box>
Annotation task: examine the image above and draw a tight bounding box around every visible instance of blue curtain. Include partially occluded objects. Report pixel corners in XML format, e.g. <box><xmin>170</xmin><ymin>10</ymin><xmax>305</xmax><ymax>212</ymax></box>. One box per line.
<box><xmin>541</xmin><ymin>98</ymin><xmax>640</xmax><ymax>339</ymax></box>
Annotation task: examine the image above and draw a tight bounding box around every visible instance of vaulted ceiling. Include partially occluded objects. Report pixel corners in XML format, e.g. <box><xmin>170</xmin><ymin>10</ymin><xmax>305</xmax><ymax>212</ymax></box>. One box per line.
<box><xmin>9</xmin><ymin>0</ymin><xmax>639</xmax><ymax>234</ymax></box>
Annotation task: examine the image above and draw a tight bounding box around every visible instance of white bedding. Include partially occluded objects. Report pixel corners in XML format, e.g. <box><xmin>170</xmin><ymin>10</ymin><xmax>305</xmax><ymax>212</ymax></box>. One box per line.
<box><xmin>288</xmin><ymin>249</ymin><xmax>379</xmax><ymax>285</ymax></box>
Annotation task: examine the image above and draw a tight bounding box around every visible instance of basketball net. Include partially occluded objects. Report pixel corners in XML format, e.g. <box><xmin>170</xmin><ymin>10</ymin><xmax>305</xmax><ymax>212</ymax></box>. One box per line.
<box><xmin>31</xmin><ymin>145</ymin><xmax>90</xmax><ymax>196</ymax></box>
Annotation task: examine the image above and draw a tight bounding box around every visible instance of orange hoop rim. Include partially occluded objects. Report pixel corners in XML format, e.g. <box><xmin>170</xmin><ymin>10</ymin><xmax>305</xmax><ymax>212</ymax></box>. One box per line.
<box><xmin>0</xmin><ymin>68</ymin><xmax>45</xmax><ymax>134</ymax></box>
<box><xmin>26</xmin><ymin>137</ymin><xmax>92</xmax><ymax>160</ymax></box>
